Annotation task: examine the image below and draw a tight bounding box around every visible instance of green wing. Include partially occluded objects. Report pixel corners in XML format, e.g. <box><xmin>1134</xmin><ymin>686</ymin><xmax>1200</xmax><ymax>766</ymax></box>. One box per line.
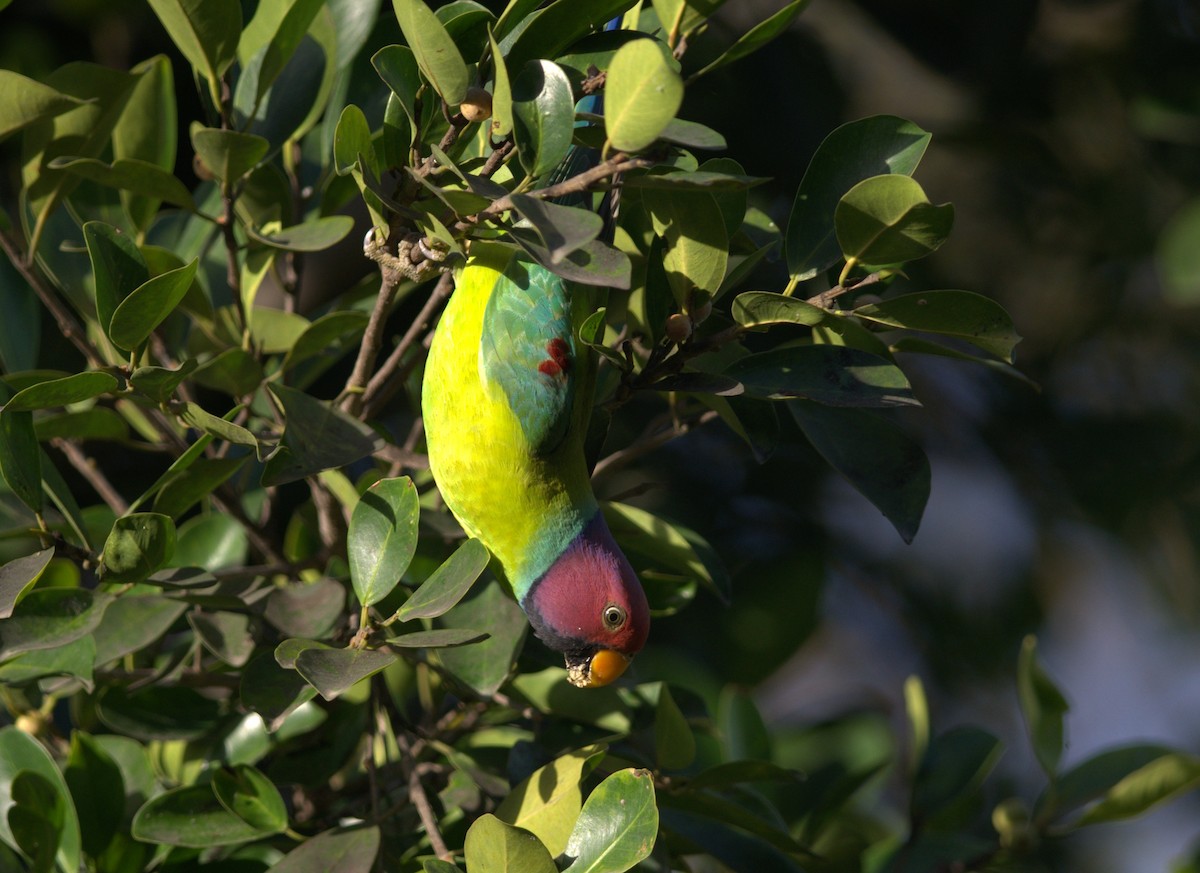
<box><xmin>480</xmin><ymin>257</ymin><xmax>577</xmax><ymax>456</ymax></box>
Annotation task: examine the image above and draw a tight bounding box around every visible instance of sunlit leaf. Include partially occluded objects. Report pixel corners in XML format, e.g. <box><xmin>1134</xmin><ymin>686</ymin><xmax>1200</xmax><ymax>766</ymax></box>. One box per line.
<box><xmin>563</xmin><ymin>769</ymin><xmax>658</xmax><ymax>873</ymax></box>
<box><xmin>392</xmin><ymin>537</ymin><xmax>489</xmax><ymax>622</ymax></box>
<box><xmin>0</xmin><ymin>70</ymin><xmax>85</xmax><ymax>140</ymax></box>
<box><xmin>835</xmin><ymin>174</ymin><xmax>953</xmax><ymax>272</ymax></box>
<box><xmin>464</xmin><ymin>814</ymin><xmax>557</xmax><ymax>873</ymax></box>
<box><xmin>392</xmin><ymin>0</ymin><xmax>469</xmax><ymax>105</ymax></box>
<box><xmin>349</xmin><ymin>476</ymin><xmax>420</xmax><ymax>607</ymax></box>
<box><xmin>603</xmin><ymin>39</ymin><xmax>682</xmax><ymax>153</ymax></box>
<box><xmin>512</xmin><ymin>60</ymin><xmax>574</xmax><ymax>180</ymax></box>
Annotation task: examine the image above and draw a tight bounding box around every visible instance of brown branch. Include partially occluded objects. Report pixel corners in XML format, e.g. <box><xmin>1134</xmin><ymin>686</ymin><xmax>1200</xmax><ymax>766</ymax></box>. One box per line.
<box><xmin>341</xmin><ymin>266</ymin><xmax>401</xmax><ymax>416</ymax></box>
<box><xmin>0</xmin><ymin>229</ymin><xmax>106</xmax><ymax>368</ymax></box>
<box><xmin>804</xmin><ymin>270</ymin><xmax>885</xmax><ymax>308</ymax></box>
<box><xmin>360</xmin><ymin>271</ymin><xmax>454</xmax><ymax>420</ymax></box>
<box><xmin>51</xmin><ymin>439</ymin><xmax>129</xmax><ymax>516</ymax></box>
<box><xmin>398</xmin><ymin>734</ymin><xmax>453</xmax><ymax>862</ymax></box>
<box><xmin>473</xmin><ymin>154</ymin><xmax>654</xmax><ymax>223</ymax></box>
<box><xmin>592</xmin><ymin>409</ymin><xmax>718</xmax><ymax>480</ymax></box>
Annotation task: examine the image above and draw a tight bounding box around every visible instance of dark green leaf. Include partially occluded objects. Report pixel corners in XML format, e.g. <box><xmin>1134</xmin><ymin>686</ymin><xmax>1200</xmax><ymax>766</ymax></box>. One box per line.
<box><xmin>84</xmin><ymin>220</ymin><xmax>149</xmax><ymax>341</ymax></box>
<box><xmin>1079</xmin><ymin>753</ymin><xmax>1200</xmax><ymax>825</ymax></box>
<box><xmin>488</xmin><ymin>28</ymin><xmax>513</xmax><ymax>138</ymax></box>
<box><xmin>147</xmin><ymin>0</ymin><xmax>240</xmax><ymax>103</ymax></box>
<box><xmin>392</xmin><ymin>0</ymin><xmax>469</xmax><ymax>105</ymax></box>
<box><xmin>211</xmin><ymin>765</ymin><xmax>288</xmax><ymax>833</ymax></box>
<box><xmin>0</xmin><ymin>588</ymin><xmax>107</xmax><ymax>660</ymax></box>
<box><xmin>510</xmin><ymin>195</ymin><xmax>604</xmax><ymax>263</ymax></box>
<box><xmin>130</xmin><ymin>359</ymin><xmax>199</xmax><ymax>403</ymax></box>
<box><xmin>1018</xmin><ymin>635</ymin><xmax>1069</xmax><ymax>779</ymax></box>
<box><xmin>511</xmin><ymin>230</ymin><xmax>632</xmax><ymax>289</ymax></box>
<box><xmin>92</xmin><ymin>593</ymin><xmax>187</xmax><ymax>665</ymax></box>
<box><xmin>835</xmin><ymin>174</ymin><xmax>953</xmax><ymax>271</ymax></box>
<box><xmin>248</xmin><ymin>215</ymin><xmax>355</xmax><ymax>252</ymax></box>
<box><xmin>436</xmin><ymin>576</ymin><xmax>527</xmax><ymax>697</ymax></box>
<box><xmin>0</xmin><ymin>547</ymin><xmax>54</xmax><ymax>619</ymax></box>
<box><xmin>0</xmin><ymin>726</ymin><xmax>83</xmax><ymax>873</ymax></box>
<box><xmin>464</xmin><ymin>814</ymin><xmax>556</xmax><ymax>873</ymax></box>
<box><xmin>732</xmin><ymin>291</ymin><xmax>825</xmax><ymax>328</ymax></box>
<box><xmin>643</xmin><ymin>187</ymin><xmax>728</xmax><ymax>302</ymax></box>
<box><xmin>850</xmin><ymin>290</ymin><xmax>1021</xmax><ymax>362</ymax></box>
<box><xmin>5</xmin><ymin>371</ymin><xmax>119</xmax><ymax>412</ymax></box>
<box><xmin>371</xmin><ymin>45</ymin><xmax>420</xmax><ymax>130</ymax></box>
<box><xmin>283</xmin><ymin>311</ymin><xmax>370</xmax><ymax>374</ymax></box>
<box><xmin>603</xmin><ymin>40</ymin><xmax>682</xmax><ymax>152</ymax></box>
<box><xmin>100</xmin><ymin>512</ymin><xmax>177</xmax><ymax>584</ymax></box>
<box><xmin>266</xmin><ymin>826</ymin><xmax>381</xmax><ymax>873</ymax></box>
<box><xmin>504</xmin><ymin>0</ymin><xmax>639</xmax><ymax>70</ymax></box>
<box><xmin>563</xmin><ymin>769</ymin><xmax>658</xmax><ymax>873</ymax></box>
<box><xmin>496</xmin><ymin>745</ymin><xmax>607</xmax><ymax>856</ymax></box>
<box><xmin>264</xmin><ymin>578</ymin><xmax>346</xmax><ymax>639</ymax></box>
<box><xmin>333</xmin><ymin>103</ymin><xmax>375</xmax><ymax>177</ymax></box>
<box><xmin>688</xmin><ymin>760</ymin><xmax>802</xmax><ymax>790</ymax></box>
<box><xmin>295</xmin><ymin>646</ymin><xmax>398</xmax><ymax>701</ymax></box>
<box><xmin>913</xmin><ymin>726</ymin><xmax>1003</xmax><ymax>818</ymax></box>
<box><xmin>10</xmin><ymin>770</ymin><xmax>64</xmax><ymax>873</ymax></box>
<box><xmin>348</xmin><ymin>477</ymin><xmax>420</xmax><ymax>608</ymax></box>
<box><xmin>192</xmin><ymin>348</ymin><xmax>264</xmax><ymax>398</ymax></box>
<box><xmin>178</xmin><ymin>402</ymin><xmax>262</xmax><ymax>453</ymax></box>
<box><xmin>1046</xmin><ymin>744</ymin><xmax>1176</xmax><ymax>818</ymax></box>
<box><xmin>0</xmin><ymin>70</ymin><xmax>85</xmax><ymax>140</ymax></box>
<box><xmin>113</xmin><ymin>55</ymin><xmax>178</xmax><ymax>231</ymax></box>
<box><xmin>131</xmin><ymin>784</ymin><xmax>265</xmax><ymax>847</ymax></box>
<box><xmin>786</xmin><ymin>115</ymin><xmax>931</xmax><ymax>280</ymax></box>
<box><xmin>622</xmin><ymin>170</ymin><xmax>766</xmax><ymax>191</ymax></box>
<box><xmin>262</xmin><ymin>383</ymin><xmax>382</xmax><ymax>485</ymax></box>
<box><xmin>108</xmin><ymin>258</ymin><xmax>199</xmax><ymax>351</ymax></box>
<box><xmin>0</xmin><ymin>408</ymin><xmax>42</xmax><ymax>513</ymax></box>
<box><xmin>688</xmin><ymin>0</ymin><xmax>812</xmax><ymax>80</ymax></box>
<box><xmin>64</xmin><ymin>732</ymin><xmax>125</xmax><ymax>859</ymax></box>
<box><xmin>385</xmin><ymin>628</ymin><xmax>488</xmax><ymax>647</ymax></box>
<box><xmin>241</xmin><ymin>651</ymin><xmax>319</xmax><ymax>732</ymax></box>
<box><xmin>34</xmin><ymin>408</ymin><xmax>130</xmax><ymax>442</ymax></box>
<box><xmin>172</xmin><ymin>513</ymin><xmax>249</xmax><ymax>570</ymax></box>
<box><xmin>191</xmin><ymin>126</ymin><xmax>269</xmax><ymax>183</ymax></box>
<box><xmin>789</xmin><ymin>401</ymin><xmax>929</xmax><ymax>542</ymax></box>
<box><xmin>718</xmin><ymin>685</ymin><xmax>771</xmax><ymax>761</ymax></box>
<box><xmin>0</xmin><ymin>253</ymin><xmax>40</xmax><ymax>373</ymax></box>
<box><xmin>655</xmin><ymin>684</ymin><xmax>696</xmax><ymax>770</ymax></box>
<box><xmin>513</xmin><ymin>60</ymin><xmax>575</xmax><ymax>180</ymax></box>
<box><xmin>727</xmin><ymin>345</ymin><xmax>918</xmax><ymax>406</ymax></box>
<box><xmin>655</xmin><ymin>117</ymin><xmax>725</xmax><ymax>150</ymax></box>
<box><xmin>658</xmin><ymin>790</ymin><xmax>803</xmax><ymax>855</ymax></box>
<box><xmin>189</xmin><ymin>610</ymin><xmax>255</xmax><ymax>668</ymax></box>
<box><xmin>255</xmin><ymin>0</ymin><xmax>325</xmax><ymax>100</ymax></box>
<box><xmin>96</xmin><ymin>684</ymin><xmax>222</xmax><ymax>741</ymax></box>
<box><xmin>154</xmin><ymin>455</ymin><xmax>248</xmax><ymax>518</ymax></box>
<box><xmin>1158</xmin><ymin>198</ymin><xmax>1200</xmax><ymax>304</ymax></box>
<box><xmin>0</xmin><ymin>636</ymin><xmax>95</xmax><ymax>690</ymax></box>
<box><xmin>46</xmin><ymin>157</ymin><xmax>195</xmax><ymax>210</ymax></box>
<box><xmin>393</xmin><ymin>538</ymin><xmax>489</xmax><ymax>622</ymax></box>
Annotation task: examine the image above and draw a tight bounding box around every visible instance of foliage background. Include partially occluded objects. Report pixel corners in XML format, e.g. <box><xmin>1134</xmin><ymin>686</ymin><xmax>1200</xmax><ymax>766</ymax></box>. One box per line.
<box><xmin>1</xmin><ymin>0</ymin><xmax>1200</xmax><ymax>871</ymax></box>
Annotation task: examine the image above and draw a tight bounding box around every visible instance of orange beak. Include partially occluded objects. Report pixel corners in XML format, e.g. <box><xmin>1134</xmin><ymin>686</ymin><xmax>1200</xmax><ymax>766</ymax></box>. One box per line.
<box><xmin>583</xmin><ymin>649</ymin><xmax>630</xmax><ymax>688</ymax></box>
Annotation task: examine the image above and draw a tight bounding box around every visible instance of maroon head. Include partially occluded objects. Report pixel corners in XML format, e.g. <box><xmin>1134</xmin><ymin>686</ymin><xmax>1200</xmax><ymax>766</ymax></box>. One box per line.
<box><xmin>523</xmin><ymin>513</ymin><xmax>650</xmax><ymax>688</ymax></box>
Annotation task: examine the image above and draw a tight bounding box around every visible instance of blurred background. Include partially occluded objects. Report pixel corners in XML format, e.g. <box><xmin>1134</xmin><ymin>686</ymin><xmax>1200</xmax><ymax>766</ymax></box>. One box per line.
<box><xmin>3</xmin><ymin>1</ymin><xmax>1200</xmax><ymax>870</ymax></box>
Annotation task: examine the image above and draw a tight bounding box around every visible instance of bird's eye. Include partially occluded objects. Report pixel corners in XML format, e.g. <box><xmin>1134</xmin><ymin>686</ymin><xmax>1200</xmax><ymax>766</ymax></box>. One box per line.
<box><xmin>602</xmin><ymin>604</ymin><xmax>626</xmax><ymax>629</ymax></box>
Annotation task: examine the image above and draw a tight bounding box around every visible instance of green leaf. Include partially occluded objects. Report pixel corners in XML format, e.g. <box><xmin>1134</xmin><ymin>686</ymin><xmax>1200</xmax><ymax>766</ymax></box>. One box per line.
<box><xmin>262</xmin><ymin>383</ymin><xmax>382</xmax><ymax>485</ymax></box>
<box><xmin>0</xmin><ymin>70</ymin><xmax>85</xmax><ymax>140</ymax></box>
<box><xmin>913</xmin><ymin>727</ymin><xmax>1003</xmax><ymax>819</ymax></box>
<box><xmin>100</xmin><ymin>513</ymin><xmax>177</xmax><ymax>584</ymax></box>
<box><xmin>266</xmin><ymin>826</ymin><xmax>381</xmax><ymax>873</ymax></box>
<box><xmin>622</xmin><ymin>170</ymin><xmax>765</xmax><ymax>191</ymax></box>
<box><xmin>91</xmin><ymin>594</ymin><xmax>187</xmax><ymax>665</ymax></box>
<box><xmin>464</xmin><ymin>814</ymin><xmax>557</xmax><ymax>873</ymax></box>
<box><xmin>835</xmin><ymin>174</ymin><xmax>953</xmax><ymax>272</ymax></box>
<box><xmin>264</xmin><ymin>578</ymin><xmax>346</xmax><ymax>639</ymax></box>
<box><xmin>254</xmin><ymin>0</ymin><xmax>326</xmax><ymax>101</ymax></box>
<box><xmin>650</xmin><ymin>0</ymin><xmax>723</xmax><ymax>39</ymax></box>
<box><xmin>0</xmin><ymin>636</ymin><xmax>95</xmax><ymax>691</ymax></box>
<box><xmin>108</xmin><ymin>259</ymin><xmax>199</xmax><ymax>351</ymax></box>
<box><xmin>786</xmin><ymin>115</ymin><xmax>931</xmax><ymax>281</ymax></box>
<box><xmin>10</xmin><ymin>770</ymin><xmax>65</xmax><ymax>873</ymax></box>
<box><xmin>563</xmin><ymin>769</ymin><xmax>658</xmax><ymax>873</ymax></box>
<box><xmin>6</xmin><ymin>372</ymin><xmax>119</xmax><ymax>412</ymax></box>
<box><xmin>603</xmin><ymin>40</ymin><xmax>682</xmax><ymax>153</ymax></box>
<box><xmin>1018</xmin><ymin>635</ymin><xmax>1069</xmax><ymax>779</ymax></box>
<box><xmin>1047</xmin><ymin>744</ymin><xmax>1177</xmax><ymax>817</ymax></box>
<box><xmin>0</xmin><ymin>408</ymin><xmax>42</xmax><ymax>513</ymax></box>
<box><xmin>64</xmin><ymin>732</ymin><xmax>125</xmax><ymax>859</ymax></box>
<box><xmin>488</xmin><ymin>28</ymin><xmax>513</xmax><ymax>137</ymax></box>
<box><xmin>850</xmin><ymin>290</ymin><xmax>1021</xmax><ymax>362</ymax></box>
<box><xmin>0</xmin><ymin>254</ymin><xmax>40</xmax><ymax>374</ymax></box>
<box><xmin>496</xmin><ymin>745</ymin><xmax>607</xmax><ymax>856</ymax></box>
<box><xmin>130</xmin><ymin>359</ymin><xmax>199</xmax><ymax>403</ymax></box>
<box><xmin>113</xmin><ymin>55</ymin><xmax>178</xmax><ymax>231</ymax></box>
<box><xmin>687</xmin><ymin>760</ymin><xmax>802</xmax><ymax>790</ymax></box>
<box><xmin>34</xmin><ymin>408</ymin><xmax>129</xmax><ymax>443</ymax></box>
<box><xmin>294</xmin><ymin>646</ymin><xmax>399</xmax><ymax>701</ymax></box>
<box><xmin>348</xmin><ymin>476</ymin><xmax>420</xmax><ymax>607</ymax></box>
<box><xmin>504</xmin><ymin>0</ymin><xmax>638</xmax><ymax>69</ymax></box>
<box><xmin>131</xmin><ymin>785</ymin><xmax>266</xmax><ymax>847</ymax></box>
<box><xmin>655</xmin><ymin>117</ymin><xmax>725</xmax><ymax>150</ymax></box>
<box><xmin>511</xmin><ymin>231</ymin><xmax>632</xmax><ymax>289</ymax></box>
<box><xmin>241</xmin><ymin>652</ymin><xmax>319</xmax><ymax>732</ymax></box>
<box><xmin>191</xmin><ymin>125</ymin><xmax>269</xmax><ymax>183</ymax></box>
<box><xmin>84</xmin><ymin>220</ymin><xmax>149</xmax><ymax>340</ymax></box>
<box><xmin>435</xmin><ymin>576</ymin><xmax>527</xmax><ymax>697</ymax></box>
<box><xmin>728</xmin><ymin>345</ymin><xmax>918</xmax><ymax>406</ymax></box>
<box><xmin>393</xmin><ymin>537</ymin><xmax>489</xmax><ymax>622</ymax></box>
<box><xmin>283</xmin><ymin>311</ymin><xmax>370</xmax><ymax>374</ymax></box>
<box><xmin>153</xmin><ymin>455</ymin><xmax>248</xmax><ymax>518</ymax></box>
<box><xmin>333</xmin><ymin>103</ymin><xmax>376</xmax><ymax>177</ymax></box>
<box><xmin>0</xmin><ymin>726</ymin><xmax>83</xmax><ymax>873</ymax></box>
<box><xmin>789</xmin><ymin>401</ymin><xmax>929</xmax><ymax>543</ymax></box>
<box><xmin>0</xmin><ymin>588</ymin><xmax>108</xmax><ymax>660</ymax></box>
<box><xmin>189</xmin><ymin>610</ymin><xmax>256</xmax><ymax>668</ymax></box>
<box><xmin>192</xmin><ymin>348</ymin><xmax>264</xmax><ymax>398</ymax></box>
<box><xmin>643</xmin><ymin>188</ymin><xmax>728</xmax><ymax>302</ymax></box>
<box><xmin>392</xmin><ymin>0</ymin><xmax>469</xmax><ymax>105</ymax></box>
<box><xmin>0</xmin><ymin>547</ymin><xmax>54</xmax><ymax>619</ymax></box>
<box><xmin>172</xmin><ymin>511</ymin><xmax>249</xmax><ymax>572</ymax></box>
<box><xmin>1078</xmin><ymin>752</ymin><xmax>1200</xmax><ymax>825</ymax></box>
<box><xmin>717</xmin><ymin>685</ymin><xmax>771</xmax><ymax>761</ymax></box>
<box><xmin>372</xmin><ymin>44</ymin><xmax>421</xmax><ymax>131</ymax></box>
<box><xmin>732</xmin><ymin>291</ymin><xmax>825</xmax><ymax>328</ymax></box>
<box><xmin>1158</xmin><ymin>197</ymin><xmax>1200</xmax><ymax>305</ymax></box>
<box><xmin>655</xmin><ymin>684</ymin><xmax>696</xmax><ymax>770</ymax></box>
<box><xmin>147</xmin><ymin>0</ymin><xmax>240</xmax><ymax>104</ymax></box>
<box><xmin>688</xmin><ymin>0</ymin><xmax>811</xmax><ymax>80</ymax></box>
<box><xmin>510</xmin><ymin>195</ymin><xmax>604</xmax><ymax>263</ymax></box>
<box><xmin>211</xmin><ymin>766</ymin><xmax>288</xmax><ymax>833</ymax></box>
<box><xmin>513</xmin><ymin>60</ymin><xmax>575</xmax><ymax>180</ymax></box>
<box><xmin>178</xmin><ymin>402</ymin><xmax>262</xmax><ymax>452</ymax></box>
<box><xmin>385</xmin><ymin>628</ymin><xmax>488</xmax><ymax>647</ymax></box>
<box><xmin>510</xmin><ymin>668</ymin><xmax>631</xmax><ymax>733</ymax></box>
<box><xmin>95</xmin><ymin>685</ymin><xmax>222</xmax><ymax>741</ymax></box>
<box><xmin>46</xmin><ymin>157</ymin><xmax>194</xmax><ymax>211</ymax></box>
<box><xmin>248</xmin><ymin>215</ymin><xmax>356</xmax><ymax>252</ymax></box>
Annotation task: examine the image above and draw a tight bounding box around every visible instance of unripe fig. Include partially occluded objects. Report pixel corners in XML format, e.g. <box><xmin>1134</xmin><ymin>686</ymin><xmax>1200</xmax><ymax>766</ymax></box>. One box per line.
<box><xmin>665</xmin><ymin>312</ymin><xmax>692</xmax><ymax>343</ymax></box>
<box><xmin>460</xmin><ymin>86</ymin><xmax>493</xmax><ymax>123</ymax></box>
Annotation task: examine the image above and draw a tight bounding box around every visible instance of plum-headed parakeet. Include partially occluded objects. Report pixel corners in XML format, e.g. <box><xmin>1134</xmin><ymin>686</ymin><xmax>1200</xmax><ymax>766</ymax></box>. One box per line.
<box><xmin>422</xmin><ymin>243</ymin><xmax>649</xmax><ymax>688</ymax></box>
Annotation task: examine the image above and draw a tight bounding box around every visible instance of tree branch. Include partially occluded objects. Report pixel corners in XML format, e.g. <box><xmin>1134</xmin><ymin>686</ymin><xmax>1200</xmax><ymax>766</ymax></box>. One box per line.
<box><xmin>341</xmin><ymin>266</ymin><xmax>401</xmax><ymax>416</ymax></box>
<box><xmin>51</xmin><ymin>439</ymin><xmax>129</xmax><ymax>516</ymax></box>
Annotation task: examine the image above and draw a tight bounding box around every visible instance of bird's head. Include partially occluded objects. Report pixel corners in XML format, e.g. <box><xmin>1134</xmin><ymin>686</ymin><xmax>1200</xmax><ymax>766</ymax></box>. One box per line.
<box><xmin>524</xmin><ymin>514</ymin><xmax>650</xmax><ymax>688</ymax></box>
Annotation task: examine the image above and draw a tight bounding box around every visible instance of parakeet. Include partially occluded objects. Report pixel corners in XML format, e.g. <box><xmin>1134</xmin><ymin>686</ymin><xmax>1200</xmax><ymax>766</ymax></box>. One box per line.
<box><xmin>422</xmin><ymin>243</ymin><xmax>650</xmax><ymax>688</ymax></box>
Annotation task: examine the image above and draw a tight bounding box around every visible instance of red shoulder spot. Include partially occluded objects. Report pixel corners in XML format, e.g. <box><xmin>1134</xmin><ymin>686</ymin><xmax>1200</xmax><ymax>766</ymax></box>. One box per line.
<box><xmin>547</xmin><ymin>338</ymin><xmax>571</xmax><ymax>371</ymax></box>
<box><xmin>538</xmin><ymin>359</ymin><xmax>562</xmax><ymax>376</ymax></box>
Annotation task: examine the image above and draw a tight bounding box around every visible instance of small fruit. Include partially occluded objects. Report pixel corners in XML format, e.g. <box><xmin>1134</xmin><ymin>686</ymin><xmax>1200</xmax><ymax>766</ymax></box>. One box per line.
<box><xmin>665</xmin><ymin>312</ymin><xmax>692</xmax><ymax>343</ymax></box>
<box><xmin>460</xmin><ymin>86</ymin><xmax>493</xmax><ymax>123</ymax></box>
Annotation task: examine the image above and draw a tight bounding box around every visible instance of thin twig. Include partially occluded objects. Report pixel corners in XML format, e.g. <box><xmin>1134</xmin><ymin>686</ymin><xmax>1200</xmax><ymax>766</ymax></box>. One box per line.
<box><xmin>341</xmin><ymin>270</ymin><xmax>401</xmax><ymax>416</ymax></box>
<box><xmin>360</xmin><ymin>272</ymin><xmax>454</xmax><ymax>419</ymax></box>
<box><xmin>51</xmin><ymin>439</ymin><xmax>130</xmax><ymax>516</ymax></box>
<box><xmin>592</xmin><ymin>409</ymin><xmax>718</xmax><ymax>480</ymax></box>
<box><xmin>399</xmin><ymin>735</ymin><xmax>454</xmax><ymax>862</ymax></box>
